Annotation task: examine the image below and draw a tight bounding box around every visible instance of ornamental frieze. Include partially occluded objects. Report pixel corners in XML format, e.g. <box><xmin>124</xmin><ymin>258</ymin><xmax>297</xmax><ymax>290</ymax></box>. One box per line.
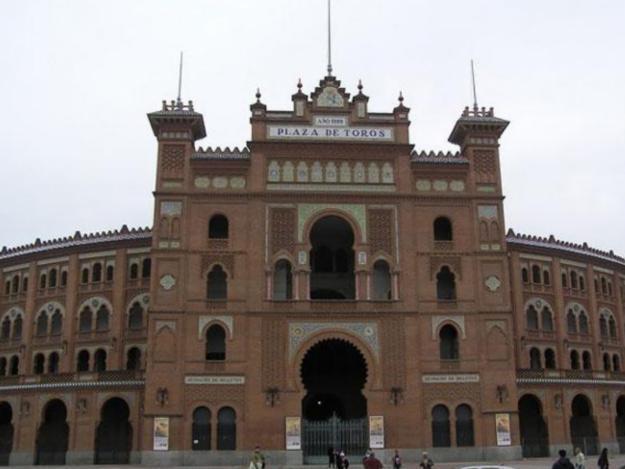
<box><xmin>288</xmin><ymin>321</ymin><xmax>379</xmax><ymax>360</ymax></box>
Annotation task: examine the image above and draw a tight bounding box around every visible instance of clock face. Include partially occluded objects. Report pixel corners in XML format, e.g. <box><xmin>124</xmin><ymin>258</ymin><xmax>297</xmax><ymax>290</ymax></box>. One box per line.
<box><xmin>317</xmin><ymin>86</ymin><xmax>344</xmax><ymax>107</ymax></box>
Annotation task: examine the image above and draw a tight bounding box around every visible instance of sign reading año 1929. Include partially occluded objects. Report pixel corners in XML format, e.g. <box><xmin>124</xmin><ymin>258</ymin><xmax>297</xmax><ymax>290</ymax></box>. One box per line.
<box><xmin>268</xmin><ymin>125</ymin><xmax>394</xmax><ymax>141</ymax></box>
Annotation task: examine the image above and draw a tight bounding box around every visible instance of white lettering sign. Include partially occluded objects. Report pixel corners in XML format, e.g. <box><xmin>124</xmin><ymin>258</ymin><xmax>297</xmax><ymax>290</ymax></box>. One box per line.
<box><xmin>421</xmin><ymin>374</ymin><xmax>480</xmax><ymax>384</ymax></box>
<box><xmin>314</xmin><ymin>115</ymin><xmax>348</xmax><ymax>126</ymax></box>
<box><xmin>268</xmin><ymin>125</ymin><xmax>394</xmax><ymax>141</ymax></box>
<box><xmin>185</xmin><ymin>376</ymin><xmax>246</xmax><ymax>385</ymax></box>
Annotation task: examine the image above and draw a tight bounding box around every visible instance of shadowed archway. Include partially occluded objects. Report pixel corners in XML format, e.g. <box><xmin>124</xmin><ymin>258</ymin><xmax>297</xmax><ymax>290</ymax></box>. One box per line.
<box><xmin>0</xmin><ymin>402</ymin><xmax>13</xmax><ymax>465</ymax></box>
<box><xmin>36</xmin><ymin>399</ymin><xmax>69</xmax><ymax>465</ymax></box>
<box><xmin>94</xmin><ymin>398</ymin><xmax>132</xmax><ymax>464</ymax></box>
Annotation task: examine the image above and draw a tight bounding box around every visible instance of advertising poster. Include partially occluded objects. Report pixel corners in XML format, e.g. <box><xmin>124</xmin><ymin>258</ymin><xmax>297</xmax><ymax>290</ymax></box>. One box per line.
<box><xmin>495</xmin><ymin>413</ymin><xmax>511</xmax><ymax>446</ymax></box>
<box><xmin>285</xmin><ymin>417</ymin><xmax>301</xmax><ymax>450</ymax></box>
<box><xmin>153</xmin><ymin>417</ymin><xmax>170</xmax><ymax>451</ymax></box>
<box><xmin>369</xmin><ymin>416</ymin><xmax>384</xmax><ymax>449</ymax></box>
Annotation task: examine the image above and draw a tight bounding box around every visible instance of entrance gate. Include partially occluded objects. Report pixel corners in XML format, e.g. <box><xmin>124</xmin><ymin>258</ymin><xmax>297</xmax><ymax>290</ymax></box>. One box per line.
<box><xmin>302</xmin><ymin>414</ymin><xmax>368</xmax><ymax>464</ymax></box>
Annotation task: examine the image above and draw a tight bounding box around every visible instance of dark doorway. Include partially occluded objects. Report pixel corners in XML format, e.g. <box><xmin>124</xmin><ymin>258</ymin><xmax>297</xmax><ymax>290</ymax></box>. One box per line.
<box><xmin>570</xmin><ymin>394</ymin><xmax>599</xmax><ymax>455</ymax></box>
<box><xmin>0</xmin><ymin>403</ymin><xmax>13</xmax><ymax>465</ymax></box>
<box><xmin>309</xmin><ymin>216</ymin><xmax>355</xmax><ymax>299</ymax></box>
<box><xmin>94</xmin><ymin>398</ymin><xmax>132</xmax><ymax>464</ymax></box>
<box><xmin>301</xmin><ymin>339</ymin><xmax>368</xmax><ymax>463</ymax></box>
<box><xmin>217</xmin><ymin>407</ymin><xmax>236</xmax><ymax>450</ymax></box>
<box><xmin>519</xmin><ymin>395</ymin><xmax>549</xmax><ymax>457</ymax></box>
<box><xmin>36</xmin><ymin>399</ymin><xmax>69</xmax><ymax>465</ymax></box>
<box><xmin>192</xmin><ymin>407</ymin><xmax>211</xmax><ymax>451</ymax></box>
<box><xmin>617</xmin><ymin>396</ymin><xmax>625</xmax><ymax>453</ymax></box>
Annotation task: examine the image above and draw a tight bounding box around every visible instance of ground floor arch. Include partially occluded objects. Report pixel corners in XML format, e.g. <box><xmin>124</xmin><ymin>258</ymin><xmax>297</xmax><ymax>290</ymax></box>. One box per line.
<box><xmin>616</xmin><ymin>396</ymin><xmax>625</xmax><ymax>452</ymax></box>
<box><xmin>0</xmin><ymin>402</ymin><xmax>13</xmax><ymax>465</ymax></box>
<box><xmin>35</xmin><ymin>399</ymin><xmax>69</xmax><ymax>465</ymax></box>
<box><xmin>94</xmin><ymin>397</ymin><xmax>132</xmax><ymax>464</ymax></box>
<box><xmin>570</xmin><ymin>394</ymin><xmax>599</xmax><ymax>455</ymax></box>
<box><xmin>518</xmin><ymin>394</ymin><xmax>549</xmax><ymax>457</ymax></box>
<box><xmin>299</xmin><ymin>338</ymin><xmax>369</xmax><ymax>464</ymax></box>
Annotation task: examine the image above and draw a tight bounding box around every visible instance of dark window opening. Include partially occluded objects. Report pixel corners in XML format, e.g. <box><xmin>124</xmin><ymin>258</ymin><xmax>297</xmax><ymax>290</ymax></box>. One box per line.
<box><xmin>33</xmin><ymin>354</ymin><xmax>45</xmax><ymax>375</ymax></box>
<box><xmin>106</xmin><ymin>265</ymin><xmax>114</xmax><ymax>282</ymax></box>
<box><xmin>530</xmin><ymin>348</ymin><xmax>542</xmax><ymax>370</ymax></box>
<box><xmin>273</xmin><ymin>260</ymin><xmax>293</xmax><ymax>300</ymax></box>
<box><xmin>128</xmin><ymin>302</ymin><xmax>144</xmax><ymax>330</ymax></box>
<box><xmin>570</xmin><ymin>350</ymin><xmax>580</xmax><ymax>370</ymax></box>
<box><xmin>217</xmin><ymin>407</ymin><xmax>236</xmax><ymax>450</ymax></box>
<box><xmin>126</xmin><ymin>347</ymin><xmax>141</xmax><ymax>371</ymax></box>
<box><xmin>209</xmin><ymin>215</ymin><xmax>229</xmax><ymax>239</ymax></box>
<box><xmin>436</xmin><ymin>266</ymin><xmax>456</xmax><ymax>300</ymax></box>
<box><xmin>76</xmin><ymin>350</ymin><xmax>90</xmax><ymax>372</ymax></box>
<box><xmin>142</xmin><ymin>258</ymin><xmax>151</xmax><ymax>278</ymax></box>
<box><xmin>93</xmin><ymin>349</ymin><xmax>107</xmax><ymax>372</ymax></box>
<box><xmin>439</xmin><ymin>325</ymin><xmax>459</xmax><ymax>360</ymax></box>
<box><xmin>372</xmin><ymin>260</ymin><xmax>392</xmax><ymax>300</ymax></box>
<box><xmin>92</xmin><ymin>263</ymin><xmax>102</xmax><ymax>283</ymax></box>
<box><xmin>431</xmin><ymin>405</ymin><xmax>451</xmax><ymax>447</ymax></box>
<box><xmin>207</xmin><ymin>265</ymin><xmax>228</xmax><ymax>300</ymax></box>
<box><xmin>545</xmin><ymin>349</ymin><xmax>556</xmax><ymax>369</ymax></box>
<box><xmin>455</xmin><ymin>404</ymin><xmax>475</xmax><ymax>447</ymax></box>
<box><xmin>532</xmin><ymin>265</ymin><xmax>541</xmax><ymax>284</ymax></box>
<box><xmin>206</xmin><ymin>325</ymin><xmax>226</xmax><ymax>361</ymax></box>
<box><xmin>433</xmin><ymin>217</ymin><xmax>453</xmax><ymax>241</ymax></box>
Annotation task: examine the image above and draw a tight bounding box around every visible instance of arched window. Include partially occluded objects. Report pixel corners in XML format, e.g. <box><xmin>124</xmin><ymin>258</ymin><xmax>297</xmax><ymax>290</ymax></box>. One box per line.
<box><xmin>128</xmin><ymin>302</ymin><xmax>144</xmax><ymax>330</ymax></box>
<box><xmin>126</xmin><ymin>347</ymin><xmax>141</xmax><ymax>371</ymax></box>
<box><xmin>530</xmin><ymin>348</ymin><xmax>542</xmax><ymax>370</ymax></box>
<box><xmin>579</xmin><ymin>312</ymin><xmax>589</xmax><ymax>335</ymax></box>
<box><xmin>49</xmin><ymin>269</ymin><xmax>57</xmax><ymax>288</ymax></box>
<box><xmin>613</xmin><ymin>355</ymin><xmax>621</xmax><ymax>372</ymax></box>
<box><xmin>0</xmin><ymin>319</ymin><xmax>10</xmax><ymax>341</ymax></box>
<box><xmin>192</xmin><ymin>407</ymin><xmax>211</xmax><ymax>451</ymax></box>
<box><xmin>600</xmin><ymin>316</ymin><xmax>608</xmax><ymax>338</ymax></box>
<box><xmin>273</xmin><ymin>260</ymin><xmax>293</xmax><ymax>300</ymax></box>
<box><xmin>532</xmin><ymin>265</ymin><xmax>541</xmax><ymax>284</ymax></box>
<box><xmin>455</xmin><ymin>404</ymin><xmax>475</xmax><ymax>447</ymax></box>
<box><xmin>50</xmin><ymin>311</ymin><xmax>62</xmax><ymax>336</ymax></box>
<box><xmin>562</xmin><ymin>272</ymin><xmax>568</xmax><ymax>288</ymax></box>
<box><xmin>570</xmin><ymin>271</ymin><xmax>578</xmax><ymax>289</ymax></box>
<box><xmin>76</xmin><ymin>350</ymin><xmax>90</xmax><ymax>372</ymax></box>
<box><xmin>579</xmin><ymin>275</ymin><xmax>585</xmax><ymax>291</ymax></box>
<box><xmin>603</xmin><ymin>353</ymin><xmax>611</xmax><ymax>371</ymax></box>
<box><xmin>209</xmin><ymin>215</ymin><xmax>229</xmax><ymax>239</ymax></box>
<box><xmin>526</xmin><ymin>306</ymin><xmax>539</xmax><ymax>330</ymax></box>
<box><xmin>541</xmin><ymin>307</ymin><xmax>554</xmax><ymax>332</ymax></box>
<box><xmin>3</xmin><ymin>281</ymin><xmax>9</xmax><ymax>296</ymax></box>
<box><xmin>206</xmin><ymin>325</ymin><xmax>226</xmax><ymax>361</ymax></box>
<box><xmin>95</xmin><ymin>306</ymin><xmax>109</xmax><ymax>332</ymax></box>
<box><xmin>545</xmin><ymin>349</ymin><xmax>556</xmax><ymax>369</ymax></box>
<box><xmin>60</xmin><ymin>271</ymin><xmax>67</xmax><ymax>287</ymax></box>
<box><xmin>609</xmin><ymin>317</ymin><xmax>617</xmax><ymax>339</ymax></box>
<box><xmin>372</xmin><ymin>260</ymin><xmax>392</xmax><ymax>300</ymax></box>
<box><xmin>601</xmin><ymin>277</ymin><xmax>608</xmax><ymax>295</ymax></box>
<box><xmin>142</xmin><ymin>258</ymin><xmax>151</xmax><ymax>279</ymax></box>
<box><xmin>567</xmin><ymin>311</ymin><xmax>577</xmax><ymax>334</ymax></box>
<box><xmin>92</xmin><ymin>263</ymin><xmax>102</xmax><ymax>283</ymax></box>
<box><xmin>79</xmin><ymin>307</ymin><xmax>93</xmax><ymax>333</ymax></box>
<box><xmin>436</xmin><ymin>266</ymin><xmax>456</xmax><ymax>300</ymax></box>
<box><xmin>207</xmin><ymin>265</ymin><xmax>228</xmax><ymax>300</ymax></box>
<box><xmin>608</xmin><ymin>282</ymin><xmax>613</xmax><ymax>297</ymax></box>
<box><xmin>439</xmin><ymin>325</ymin><xmax>459</xmax><ymax>360</ymax></box>
<box><xmin>81</xmin><ymin>268</ymin><xmax>90</xmax><ymax>284</ymax></box>
<box><xmin>570</xmin><ymin>350</ymin><xmax>580</xmax><ymax>370</ymax></box>
<box><xmin>433</xmin><ymin>217</ymin><xmax>452</xmax><ymax>241</ymax></box>
<box><xmin>12</xmin><ymin>316</ymin><xmax>22</xmax><ymax>339</ymax></box>
<box><xmin>0</xmin><ymin>357</ymin><xmax>6</xmax><ymax>376</ymax></box>
<box><xmin>582</xmin><ymin>351</ymin><xmax>592</xmax><ymax>371</ymax></box>
<box><xmin>217</xmin><ymin>407</ymin><xmax>236</xmax><ymax>450</ymax></box>
<box><xmin>431</xmin><ymin>405</ymin><xmax>451</xmax><ymax>447</ymax></box>
<box><xmin>48</xmin><ymin>352</ymin><xmax>59</xmax><ymax>374</ymax></box>
<box><xmin>543</xmin><ymin>270</ymin><xmax>551</xmax><ymax>286</ymax></box>
<box><xmin>36</xmin><ymin>313</ymin><xmax>48</xmax><ymax>337</ymax></box>
<box><xmin>9</xmin><ymin>356</ymin><xmax>19</xmax><ymax>375</ymax></box>
<box><xmin>129</xmin><ymin>263</ymin><xmax>139</xmax><ymax>280</ymax></box>
<box><xmin>93</xmin><ymin>349</ymin><xmax>107</xmax><ymax>372</ymax></box>
<box><xmin>522</xmin><ymin>268</ymin><xmax>529</xmax><ymax>284</ymax></box>
<box><xmin>39</xmin><ymin>273</ymin><xmax>47</xmax><ymax>290</ymax></box>
<box><xmin>105</xmin><ymin>265</ymin><xmax>114</xmax><ymax>282</ymax></box>
<box><xmin>11</xmin><ymin>275</ymin><xmax>19</xmax><ymax>294</ymax></box>
<box><xmin>22</xmin><ymin>276</ymin><xmax>28</xmax><ymax>292</ymax></box>
<box><xmin>33</xmin><ymin>353</ymin><xmax>45</xmax><ymax>375</ymax></box>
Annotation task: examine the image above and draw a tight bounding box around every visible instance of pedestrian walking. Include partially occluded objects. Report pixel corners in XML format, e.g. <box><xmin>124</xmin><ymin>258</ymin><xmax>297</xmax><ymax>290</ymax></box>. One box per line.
<box><xmin>249</xmin><ymin>446</ymin><xmax>266</xmax><ymax>469</ymax></box>
<box><xmin>336</xmin><ymin>450</ymin><xmax>344</xmax><ymax>469</ymax></box>
<box><xmin>598</xmin><ymin>448</ymin><xmax>609</xmax><ymax>469</ymax></box>
<box><xmin>419</xmin><ymin>451</ymin><xmax>434</xmax><ymax>469</ymax></box>
<box><xmin>552</xmin><ymin>449</ymin><xmax>574</xmax><ymax>469</ymax></box>
<box><xmin>328</xmin><ymin>446</ymin><xmax>336</xmax><ymax>468</ymax></box>
<box><xmin>363</xmin><ymin>451</ymin><xmax>383</xmax><ymax>469</ymax></box>
<box><xmin>392</xmin><ymin>449</ymin><xmax>402</xmax><ymax>469</ymax></box>
<box><xmin>574</xmin><ymin>447</ymin><xmax>585</xmax><ymax>469</ymax></box>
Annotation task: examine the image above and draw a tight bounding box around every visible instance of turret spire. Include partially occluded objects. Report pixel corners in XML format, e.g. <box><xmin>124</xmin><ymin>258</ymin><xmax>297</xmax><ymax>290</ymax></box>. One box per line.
<box><xmin>471</xmin><ymin>59</ymin><xmax>478</xmax><ymax>111</ymax></box>
<box><xmin>327</xmin><ymin>0</ymin><xmax>333</xmax><ymax>76</ymax></box>
<box><xmin>176</xmin><ymin>51</ymin><xmax>184</xmax><ymax>107</ymax></box>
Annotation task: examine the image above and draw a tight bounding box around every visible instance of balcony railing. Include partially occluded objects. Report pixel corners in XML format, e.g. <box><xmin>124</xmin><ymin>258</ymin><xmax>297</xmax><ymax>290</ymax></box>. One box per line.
<box><xmin>517</xmin><ymin>368</ymin><xmax>625</xmax><ymax>382</ymax></box>
<box><xmin>0</xmin><ymin>370</ymin><xmax>144</xmax><ymax>387</ymax></box>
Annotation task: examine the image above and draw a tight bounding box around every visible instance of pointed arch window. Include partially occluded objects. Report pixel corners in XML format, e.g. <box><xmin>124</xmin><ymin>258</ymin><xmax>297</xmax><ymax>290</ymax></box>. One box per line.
<box><xmin>273</xmin><ymin>260</ymin><xmax>293</xmax><ymax>300</ymax></box>
<box><xmin>105</xmin><ymin>265</ymin><xmax>114</xmax><ymax>282</ymax></box>
<box><xmin>49</xmin><ymin>269</ymin><xmax>57</xmax><ymax>288</ymax></box>
<box><xmin>567</xmin><ymin>310</ymin><xmax>577</xmax><ymax>334</ymax></box>
<box><xmin>526</xmin><ymin>306</ymin><xmax>539</xmax><ymax>330</ymax></box>
<box><xmin>603</xmin><ymin>353</ymin><xmax>611</xmax><ymax>371</ymax></box>
<box><xmin>129</xmin><ymin>263</ymin><xmax>139</xmax><ymax>280</ymax></box>
<box><xmin>48</xmin><ymin>352</ymin><xmax>59</xmax><ymax>374</ymax></box>
<box><xmin>609</xmin><ymin>317</ymin><xmax>617</xmax><ymax>339</ymax></box>
<box><xmin>455</xmin><ymin>404</ymin><xmax>475</xmax><ymax>447</ymax></box>
<box><xmin>541</xmin><ymin>307</ymin><xmax>554</xmax><ymax>332</ymax></box>
<box><xmin>79</xmin><ymin>307</ymin><xmax>93</xmax><ymax>333</ymax></box>
<box><xmin>95</xmin><ymin>306</ymin><xmax>110</xmax><ymax>332</ymax></box>
<box><xmin>126</xmin><ymin>347</ymin><xmax>142</xmax><ymax>371</ymax></box>
<box><xmin>92</xmin><ymin>263</ymin><xmax>102</xmax><ymax>283</ymax></box>
<box><xmin>545</xmin><ymin>348</ymin><xmax>556</xmax><ymax>369</ymax></box>
<box><xmin>600</xmin><ymin>316</ymin><xmax>608</xmax><ymax>338</ymax></box>
<box><xmin>50</xmin><ymin>310</ymin><xmax>63</xmax><ymax>336</ymax></box>
<box><xmin>81</xmin><ymin>267</ymin><xmax>90</xmax><ymax>284</ymax></box>
<box><xmin>217</xmin><ymin>407</ymin><xmax>236</xmax><ymax>450</ymax></box>
<box><xmin>206</xmin><ymin>324</ymin><xmax>226</xmax><ymax>361</ymax></box>
<box><xmin>436</xmin><ymin>266</ymin><xmax>456</xmax><ymax>301</ymax></box>
<box><xmin>532</xmin><ymin>265</ymin><xmax>541</xmax><ymax>284</ymax></box>
<box><xmin>11</xmin><ymin>275</ymin><xmax>19</xmax><ymax>294</ymax></box>
<box><xmin>530</xmin><ymin>348</ymin><xmax>542</xmax><ymax>370</ymax></box>
<box><xmin>0</xmin><ymin>318</ymin><xmax>10</xmax><ymax>341</ymax></box>
<box><xmin>39</xmin><ymin>273</ymin><xmax>47</xmax><ymax>290</ymax></box>
<box><xmin>570</xmin><ymin>350</ymin><xmax>580</xmax><ymax>370</ymax></box>
<box><xmin>579</xmin><ymin>312</ymin><xmax>589</xmax><ymax>335</ymax></box>
<box><xmin>431</xmin><ymin>405</ymin><xmax>451</xmax><ymax>447</ymax></box>
<box><xmin>570</xmin><ymin>271</ymin><xmax>578</xmax><ymax>289</ymax></box>
<box><xmin>562</xmin><ymin>272</ymin><xmax>568</xmax><ymax>288</ymax></box>
<box><xmin>77</xmin><ymin>350</ymin><xmax>90</xmax><ymax>372</ymax></box>
<box><xmin>582</xmin><ymin>351</ymin><xmax>592</xmax><ymax>370</ymax></box>
<box><xmin>12</xmin><ymin>316</ymin><xmax>22</xmax><ymax>339</ymax></box>
<box><xmin>522</xmin><ymin>268</ymin><xmax>529</xmax><ymax>284</ymax></box>
<box><xmin>142</xmin><ymin>258</ymin><xmax>151</xmax><ymax>279</ymax></box>
<box><xmin>9</xmin><ymin>356</ymin><xmax>19</xmax><ymax>375</ymax></box>
<box><xmin>36</xmin><ymin>313</ymin><xmax>48</xmax><ymax>337</ymax></box>
<box><xmin>207</xmin><ymin>265</ymin><xmax>228</xmax><ymax>300</ymax></box>
<box><xmin>192</xmin><ymin>407</ymin><xmax>212</xmax><ymax>451</ymax></box>
<box><xmin>93</xmin><ymin>349</ymin><xmax>107</xmax><ymax>372</ymax></box>
<box><xmin>33</xmin><ymin>353</ymin><xmax>45</xmax><ymax>375</ymax></box>
<box><xmin>60</xmin><ymin>271</ymin><xmax>67</xmax><ymax>287</ymax></box>
<box><xmin>128</xmin><ymin>302</ymin><xmax>144</xmax><ymax>330</ymax></box>
<box><xmin>439</xmin><ymin>325</ymin><xmax>459</xmax><ymax>360</ymax></box>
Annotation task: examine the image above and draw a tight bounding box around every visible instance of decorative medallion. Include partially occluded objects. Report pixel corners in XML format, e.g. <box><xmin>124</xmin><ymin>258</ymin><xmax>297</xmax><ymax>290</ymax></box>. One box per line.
<box><xmin>194</xmin><ymin>177</ymin><xmax>211</xmax><ymax>189</ymax></box>
<box><xmin>160</xmin><ymin>274</ymin><xmax>176</xmax><ymax>291</ymax></box>
<box><xmin>485</xmin><ymin>276</ymin><xmax>502</xmax><ymax>292</ymax></box>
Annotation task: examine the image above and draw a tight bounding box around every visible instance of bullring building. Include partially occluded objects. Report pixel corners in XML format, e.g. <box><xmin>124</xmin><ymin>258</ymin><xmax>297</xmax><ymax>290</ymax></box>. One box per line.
<box><xmin>0</xmin><ymin>70</ymin><xmax>624</xmax><ymax>466</ymax></box>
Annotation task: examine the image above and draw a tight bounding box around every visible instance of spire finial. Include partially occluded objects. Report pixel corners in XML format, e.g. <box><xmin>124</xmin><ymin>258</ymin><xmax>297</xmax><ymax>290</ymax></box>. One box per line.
<box><xmin>255</xmin><ymin>87</ymin><xmax>262</xmax><ymax>102</ymax></box>
<box><xmin>297</xmin><ymin>78</ymin><xmax>303</xmax><ymax>89</ymax></box>
<box><xmin>471</xmin><ymin>59</ymin><xmax>478</xmax><ymax>111</ymax></box>
<box><xmin>357</xmin><ymin>79</ymin><xmax>363</xmax><ymax>91</ymax></box>
<box><xmin>398</xmin><ymin>90</ymin><xmax>404</xmax><ymax>103</ymax></box>
<box><xmin>176</xmin><ymin>51</ymin><xmax>184</xmax><ymax>106</ymax></box>
<box><xmin>327</xmin><ymin>0</ymin><xmax>333</xmax><ymax>76</ymax></box>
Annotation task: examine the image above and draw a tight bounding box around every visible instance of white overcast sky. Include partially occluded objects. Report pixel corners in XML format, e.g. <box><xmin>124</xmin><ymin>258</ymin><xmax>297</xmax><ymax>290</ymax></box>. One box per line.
<box><xmin>1</xmin><ymin>1</ymin><xmax>624</xmax><ymax>256</ymax></box>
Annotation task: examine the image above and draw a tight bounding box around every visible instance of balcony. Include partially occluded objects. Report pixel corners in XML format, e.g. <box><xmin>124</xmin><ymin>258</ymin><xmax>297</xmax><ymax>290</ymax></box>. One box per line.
<box><xmin>0</xmin><ymin>370</ymin><xmax>144</xmax><ymax>388</ymax></box>
<box><xmin>517</xmin><ymin>368</ymin><xmax>625</xmax><ymax>383</ymax></box>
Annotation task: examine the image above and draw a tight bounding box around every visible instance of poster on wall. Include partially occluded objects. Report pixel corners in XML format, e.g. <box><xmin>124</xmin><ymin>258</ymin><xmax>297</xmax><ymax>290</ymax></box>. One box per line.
<box><xmin>285</xmin><ymin>417</ymin><xmax>301</xmax><ymax>450</ymax></box>
<box><xmin>495</xmin><ymin>413</ymin><xmax>511</xmax><ymax>446</ymax></box>
<box><xmin>153</xmin><ymin>417</ymin><xmax>170</xmax><ymax>451</ymax></box>
<box><xmin>369</xmin><ymin>416</ymin><xmax>384</xmax><ymax>449</ymax></box>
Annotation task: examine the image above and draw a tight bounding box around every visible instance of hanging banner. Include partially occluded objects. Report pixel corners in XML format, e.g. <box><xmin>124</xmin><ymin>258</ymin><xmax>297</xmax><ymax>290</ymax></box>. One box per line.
<box><xmin>369</xmin><ymin>416</ymin><xmax>384</xmax><ymax>449</ymax></box>
<box><xmin>153</xmin><ymin>417</ymin><xmax>170</xmax><ymax>451</ymax></box>
<box><xmin>285</xmin><ymin>417</ymin><xmax>301</xmax><ymax>450</ymax></box>
<box><xmin>495</xmin><ymin>413</ymin><xmax>511</xmax><ymax>446</ymax></box>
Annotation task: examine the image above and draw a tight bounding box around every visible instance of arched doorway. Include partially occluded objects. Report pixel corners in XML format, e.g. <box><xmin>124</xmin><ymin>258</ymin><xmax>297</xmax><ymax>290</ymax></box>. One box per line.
<box><xmin>0</xmin><ymin>403</ymin><xmax>13</xmax><ymax>465</ymax></box>
<box><xmin>570</xmin><ymin>394</ymin><xmax>599</xmax><ymax>455</ymax></box>
<box><xmin>94</xmin><ymin>398</ymin><xmax>132</xmax><ymax>464</ymax></box>
<box><xmin>617</xmin><ymin>396</ymin><xmax>625</xmax><ymax>453</ymax></box>
<box><xmin>300</xmin><ymin>338</ymin><xmax>368</xmax><ymax>463</ymax></box>
<box><xmin>309</xmin><ymin>216</ymin><xmax>355</xmax><ymax>299</ymax></box>
<box><xmin>36</xmin><ymin>399</ymin><xmax>69</xmax><ymax>465</ymax></box>
<box><xmin>518</xmin><ymin>395</ymin><xmax>549</xmax><ymax>457</ymax></box>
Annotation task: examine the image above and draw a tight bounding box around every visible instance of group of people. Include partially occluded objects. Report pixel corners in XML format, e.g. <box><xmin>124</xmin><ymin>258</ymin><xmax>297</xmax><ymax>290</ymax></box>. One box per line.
<box><xmin>327</xmin><ymin>448</ymin><xmax>433</xmax><ymax>469</ymax></box>
<box><xmin>553</xmin><ymin>447</ymin><xmax>610</xmax><ymax>469</ymax></box>
<box><xmin>327</xmin><ymin>447</ymin><xmax>351</xmax><ymax>468</ymax></box>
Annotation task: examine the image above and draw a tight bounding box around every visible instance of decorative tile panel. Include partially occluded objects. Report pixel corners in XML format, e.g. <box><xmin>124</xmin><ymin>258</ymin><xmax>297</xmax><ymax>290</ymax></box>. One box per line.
<box><xmin>288</xmin><ymin>322</ymin><xmax>379</xmax><ymax>360</ymax></box>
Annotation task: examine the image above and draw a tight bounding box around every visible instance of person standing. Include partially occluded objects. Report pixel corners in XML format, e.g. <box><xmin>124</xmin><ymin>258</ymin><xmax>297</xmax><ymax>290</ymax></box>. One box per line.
<box><xmin>328</xmin><ymin>447</ymin><xmax>336</xmax><ymax>469</ymax></box>
<box><xmin>419</xmin><ymin>452</ymin><xmax>434</xmax><ymax>469</ymax></box>
<box><xmin>574</xmin><ymin>447</ymin><xmax>585</xmax><ymax>469</ymax></box>
<box><xmin>363</xmin><ymin>451</ymin><xmax>383</xmax><ymax>469</ymax></box>
<box><xmin>392</xmin><ymin>449</ymin><xmax>402</xmax><ymax>469</ymax></box>
<box><xmin>552</xmin><ymin>449</ymin><xmax>574</xmax><ymax>469</ymax></box>
<box><xmin>249</xmin><ymin>446</ymin><xmax>266</xmax><ymax>469</ymax></box>
<box><xmin>598</xmin><ymin>448</ymin><xmax>609</xmax><ymax>469</ymax></box>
